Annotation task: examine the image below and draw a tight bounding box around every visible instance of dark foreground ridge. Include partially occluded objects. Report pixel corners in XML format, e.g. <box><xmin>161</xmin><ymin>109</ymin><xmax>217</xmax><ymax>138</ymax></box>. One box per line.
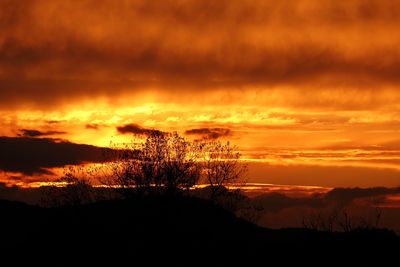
<box><xmin>1</xmin><ymin>196</ymin><xmax>399</xmax><ymax>266</ymax></box>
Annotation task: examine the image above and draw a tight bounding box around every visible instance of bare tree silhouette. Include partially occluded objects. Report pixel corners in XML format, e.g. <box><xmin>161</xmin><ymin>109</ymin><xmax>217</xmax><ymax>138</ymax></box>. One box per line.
<box><xmin>100</xmin><ymin>132</ymin><xmax>247</xmax><ymax>200</ymax></box>
<box><xmin>201</xmin><ymin>141</ymin><xmax>247</xmax><ymax>199</ymax></box>
<box><xmin>103</xmin><ymin>132</ymin><xmax>203</xmax><ymax>196</ymax></box>
<box><xmin>302</xmin><ymin>205</ymin><xmax>383</xmax><ymax>232</ymax></box>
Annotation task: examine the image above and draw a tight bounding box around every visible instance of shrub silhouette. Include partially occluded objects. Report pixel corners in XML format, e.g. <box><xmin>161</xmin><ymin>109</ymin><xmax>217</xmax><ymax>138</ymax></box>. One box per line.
<box><xmin>101</xmin><ymin>131</ymin><xmax>247</xmax><ymax>198</ymax></box>
<box><xmin>102</xmin><ymin>132</ymin><xmax>201</xmax><ymax>196</ymax></box>
<box><xmin>302</xmin><ymin>205</ymin><xmax>383</xmax><ymax>232</ymax></box>
<box><xmin>41</xmin><ymin>166</ymin><xmax>95</xmax><ymax>207</ymax></box>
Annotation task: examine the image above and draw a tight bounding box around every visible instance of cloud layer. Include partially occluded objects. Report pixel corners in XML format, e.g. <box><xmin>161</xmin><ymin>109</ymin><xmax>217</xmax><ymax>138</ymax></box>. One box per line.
<box><xmin>1</xmin><ymin>0</ymin><xmax>400</xmax><ymax>108</ymax></box>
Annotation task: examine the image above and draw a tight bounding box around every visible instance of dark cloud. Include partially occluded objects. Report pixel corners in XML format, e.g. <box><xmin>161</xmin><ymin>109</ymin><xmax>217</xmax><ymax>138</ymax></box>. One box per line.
<box><xmin>185</xmin><ymin>128</ymin><xmax>232</xmax><ymax>140</ymax></box>
<box><xmin>18</xmin><ymin>129</ymin><xmax>66</xmax><ymax>137</ymax></box>
<box><xmin>116</xmin><ymin>124</ymin><xmax>162</xmax><ymax>136</ymax></box>
<box><xmin>85</xmin><ymin>124</ymin><xmax>99</xmax><ymax>130</ymax></box>
<box><xmin>252</xmin><ymin>192</ymin><xmax>322</xmax><ymax>213</ymax></box>
<box><xmin>45</xmin><ymin>120</ymin><xmax>63</xmax><ymax>124</ymax></box>
<box><xmin>325</xmin><ymin>187</ymin><xmax>400</xmax><ymax>205</ymax></box>
<box><xmin>0</xmin><ymin>136</ymin><xmax>109</xmax><ymax>175</ymax></box>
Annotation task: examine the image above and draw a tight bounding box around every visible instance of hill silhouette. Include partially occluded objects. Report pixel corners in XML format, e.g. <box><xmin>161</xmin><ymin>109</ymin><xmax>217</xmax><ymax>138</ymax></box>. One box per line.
<box><xmin>1</xmin><ymin>195</ymin><xmax>399</xmax><ymax>266</ymax></box>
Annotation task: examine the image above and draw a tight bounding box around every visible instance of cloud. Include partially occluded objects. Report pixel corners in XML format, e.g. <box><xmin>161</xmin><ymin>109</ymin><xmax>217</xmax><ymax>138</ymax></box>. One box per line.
<box><xmin>18</xmin><ymin>129</ymin><xmax>66</xmax><ymax>137</ymax></box>
<box><xmin>1</xmin><ymin>0</ymin><xmax>400</xmax><ymax>108</ymax></box>
<box><xmin>0</xmin><ymin>136</ymin><xmax>109</xmax><ymax>175</ymax></box>
<box><xmin>252</xmin><ymin>187</ymin><xmax>400</xmax><ymax>231</ymax></box>
<box><xmin>325</xmin><ymin>187</ymin><xmax>400</xmax><ymax>205</ymax></box>
<box><xmin>185</xmin><ymin>128</ymin><xmax>232</xmax><ymax>140</ymax></box>
<box><xmin>250</xmin><ymin>187</ymin><xmax>400</xmax><ymax>215</ymax></box>
<box><xmin>247</xmin><ymin>162</ymin><xmax>400</xmax><ymax>188</ymax></box>
<box><xmin>251</xmin><ymin>192</ymin><xmax>322</xmax><ymax>213</ymax></box>
<box><xmin>45</xmin><ymin>120</ymin><xmax>63</xmax><ymax>124</ymax></box>
<box><xmin>85</xmin><ymin>124</ymin><xmax>99</xmax><ymax>130</ymax></box>
<box><xmin>322</xmin><ymin>140</ymin><xmax>400</xmax><ymax>151</ymax></box>
<box><xmin>116</xmin><ymin>123</ymin><xmax>162</xmax><ymax>136</ymax></box>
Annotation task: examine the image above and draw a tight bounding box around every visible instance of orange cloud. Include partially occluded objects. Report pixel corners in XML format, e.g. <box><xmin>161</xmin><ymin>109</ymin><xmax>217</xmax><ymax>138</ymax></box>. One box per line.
<box><xmin>1</xmin><ymin>0</ymin><xmax>400</xmax><ymax>108</ymax></box>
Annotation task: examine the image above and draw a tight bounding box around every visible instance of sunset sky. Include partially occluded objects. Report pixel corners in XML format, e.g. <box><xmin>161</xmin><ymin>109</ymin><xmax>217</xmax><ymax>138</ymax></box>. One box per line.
<box><xmin>1</xmin><ymin>0</ymin><xmax>400</xmax><ymax>188</ymax></box>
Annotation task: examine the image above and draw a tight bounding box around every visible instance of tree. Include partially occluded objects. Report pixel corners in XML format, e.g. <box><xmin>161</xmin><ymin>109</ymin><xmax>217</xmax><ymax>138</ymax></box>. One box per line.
<box><xmin>103</xmin><ymin>132</ymin><xmax>247</xmax><ymax>198</ymax></box>
<box><xmin>302</xmin><ymin>205</ymin><xmax>383</xmax><ymax>232</ymax></box>
<box><xmin>105</xmin><ymin>131</ymin><xmax>202</xmax><ymax>196</ymax></box>
<box><xmin>201</xmin><ymin>141</ymin><xmax>247</xmax><ymax>199</ymax></box>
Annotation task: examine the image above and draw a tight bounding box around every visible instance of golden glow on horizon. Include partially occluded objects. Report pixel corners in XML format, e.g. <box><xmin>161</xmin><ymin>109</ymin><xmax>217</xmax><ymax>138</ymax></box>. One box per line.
<box><xmin>1</xmin><ymin>90</ymin><xmax>400</xmax><ymax>188</ymax></box>
<box><xmin>5</xmin><ymin>180</ymin><xmax>331</xmax><ymax>199</ymax></box>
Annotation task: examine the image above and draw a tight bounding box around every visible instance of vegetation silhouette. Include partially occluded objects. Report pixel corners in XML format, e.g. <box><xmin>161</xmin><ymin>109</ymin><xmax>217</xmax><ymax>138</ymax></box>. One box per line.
<box><xmin>41</xmin><ymin>166</ymin><xmax>96</xmax><ymax>207</ymax></box>
<box><xmin>1</xmin><ymin>133</ymin><xmax>400</xmax><ymax>265</ymax></box>
<box><xmin>104</xmin><ymin>131</ymin><xmax>204</xmax><ymax>196</ymax></box>
<box><xmin>1</xmin><ymin>195</ymin><xmax>399</xmax><ymax>265</ymax></box>
<box><xmin>94</xmin><ymin>131</ymin><xmax>248</xmax><ymax>201</ymax></box>
<box><xmin>302</xmin><ymin>205</ymin><xmax>383</xmax><ymax>232</ymax></box>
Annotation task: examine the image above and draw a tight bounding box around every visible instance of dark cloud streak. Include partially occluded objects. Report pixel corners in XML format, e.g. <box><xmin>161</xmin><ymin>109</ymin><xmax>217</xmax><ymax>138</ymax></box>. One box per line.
<box><xmin>116</xmin><ymin>124</ymin><xmax>163</xmax><ymax>136</ymax></box>
<box><xmin>185</xmin><ymin>128</ymin><xmax>232</xmax><ymax>140</ymax></box>
<box><xmin>18</xmin><ymin>129</ymin><xmax>66</xmax><ymax>137</ymax></box>
<box><xmin>85</xmin><ymin>124</ymin><xmax>99</xmax><ymax>130</ymax></box>
<box><xmin>0</xmin><ymin>136</ymin><xmax>109</xmax><ymax>175</ymax></box>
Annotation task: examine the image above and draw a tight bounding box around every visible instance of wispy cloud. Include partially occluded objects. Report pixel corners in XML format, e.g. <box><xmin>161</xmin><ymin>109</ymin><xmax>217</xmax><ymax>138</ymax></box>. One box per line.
<box><xmin>116</xmin><ymin>123</ymin><xmax>163</xmax><ymax>136</ymax></box>
<box><xmin>185</xmin><ymin>127</ymin><xmax>232</xmax><ymax>140</ymax></box>
<box><xmin>18</xmin><ymin>129</ymin><xmax>66</xmax><ymax>137</ymax></box>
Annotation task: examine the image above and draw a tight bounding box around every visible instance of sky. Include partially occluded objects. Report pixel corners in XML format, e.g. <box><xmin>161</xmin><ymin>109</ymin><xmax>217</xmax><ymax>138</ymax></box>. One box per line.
<box><xmin>1</xmin><ymin>0</ymin><xmax>400</xmax><ymax>188</ymax></box>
